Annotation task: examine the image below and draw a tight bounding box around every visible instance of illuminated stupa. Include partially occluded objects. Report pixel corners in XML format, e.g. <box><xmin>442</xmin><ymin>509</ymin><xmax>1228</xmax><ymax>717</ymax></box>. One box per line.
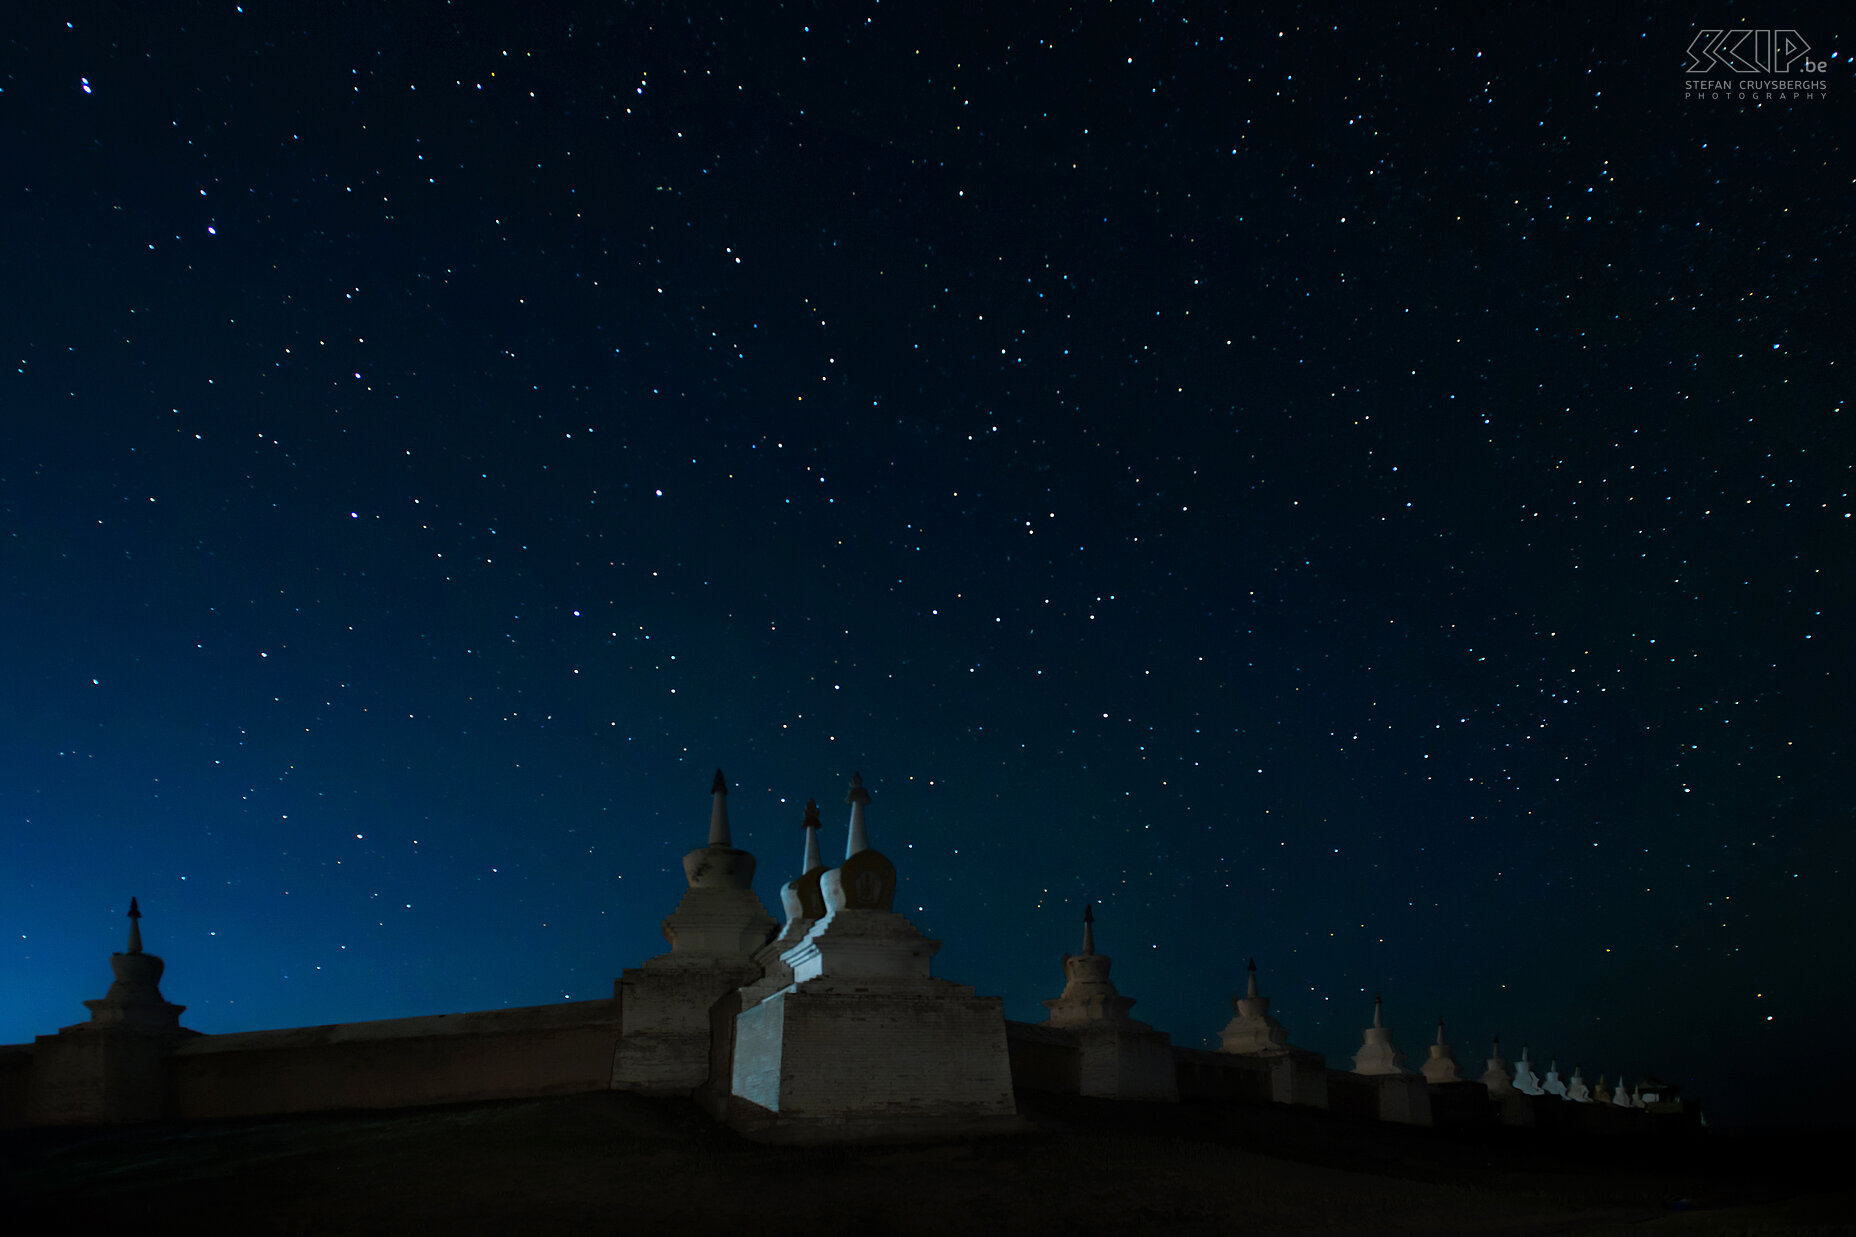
<box><xmin>725</xmin><ymin>773</ymin><xmax>1019</xmax><ymax>1141</ymax></box>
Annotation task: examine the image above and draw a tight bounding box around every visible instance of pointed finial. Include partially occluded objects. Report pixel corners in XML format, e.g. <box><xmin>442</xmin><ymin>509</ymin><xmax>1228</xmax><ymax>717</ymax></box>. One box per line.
<box><xmin>707</xmin><ymin>769</ymin><xmax>732</xmax><ymax>847</ymax></box>
<box><xmin>844</xmin><ymin>771</ymin><xmax>872</xmax><ymax>857</ymax></box>
<box><xmin>1245</xmin><ymin>957</ymin><xmax>1259</xmax><ymax>999</ymax></box>
<box><xmin>1436</xmin><ymin>1017</ymin><xmax>1446</xmax><ymax>1045</ymax></box>
<box><xmin>801</xmin><ymin>798</ymin><xmax>823</xmax><ymax>873</ymax></box>
<box><xmin>125</xmin><ymin>897</ymin><xmax>144</xmax><ymax>954</ymax></box>
<box><xmin>1080</xmin><ymin>902</ymin><xmax>1096</xmax><ymax>956</ymax></box>
<box><xmin>1372</xmin><ymin>993</ymin><xmax>1384</xmax><ymax>1028</ymax></box>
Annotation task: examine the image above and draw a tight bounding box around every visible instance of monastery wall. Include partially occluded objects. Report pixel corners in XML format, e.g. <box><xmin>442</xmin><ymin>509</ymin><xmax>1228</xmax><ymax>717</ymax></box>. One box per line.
<box><xmin>1003</xmin><ymin>1020</ymin><xmax>1081</xmax><ymax>1093</ymax></box>
<box><xmin>0</xmin><ymin>1045</ymin><xmax>34</xmax><ymax>1127</ymax></box>
<box><xmin>5</xmin><ymin>776</ymin><xmax>1701</xmax><ymax>1139</ymax></box>
<box><xmin>166</xmin><ymin>999</ymin><xmax>621</xmax><ymax>1119</ymax></box>
<box><xmin>1174</xmin><ymin>1045</ymin><xmax>1278</xmax><ymax>1104</ymax></box>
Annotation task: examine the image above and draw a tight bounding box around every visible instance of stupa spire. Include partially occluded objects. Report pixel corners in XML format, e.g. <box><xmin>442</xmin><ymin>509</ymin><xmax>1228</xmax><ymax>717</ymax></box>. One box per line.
<box><xmin>763</xmin><ymin>796</ymin><xmax>832</xmax><ymax>968</ymax></box>
<box><xmin>813</xmin><ymin>772</ymin><xmax>897</xmax><ymax>915</ymax></box>
<box><xmin>708</xmin><ymin>769</ymin><xmax>732</xmax><ymax>847</ymax></box>
<box><xmin>1245</xmin><ymin>957</ymin><xmax>1259</xmax><ymax>1000</ymax></box>
<box><xmin>1373</xmin><ymin>992</ymin><xmax>1384</xmax><ymax>1029</ymax></box>
<box><xmin>844</xmin><ymin>771</ymin><xmax>872</xmax><ymax>857</ymax></box>
<box><xmin>773</xmin><ymin>797</ymin><xmax>830</xmax><ymax>929</ymax></box>
<box><xmin>801</xmin><ymin>797</ymin><xmax>823</xmax><ymax>874</ymax></box>
<box><xmin>1080</xmin><ymin>903</ymin><xmax>1096</xmax><ymax>957</ymax></box>
<box><xmin>125</xmin><ymin>897</ymin><xmax>144</xmax><ymax>955</ymax></box>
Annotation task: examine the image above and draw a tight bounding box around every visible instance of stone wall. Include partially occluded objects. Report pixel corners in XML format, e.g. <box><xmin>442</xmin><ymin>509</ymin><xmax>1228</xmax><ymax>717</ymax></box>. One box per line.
<box><xmin>26</xmin><ymin>1030</ymin><xmax>192</xmax><ymax>1125</ymax></box>
<box><xmin>2</xmin><ymin>996</ymin><xmax>1698</xmax><ymax>1140</ymax></box>
<box><xmin>1174</xmin><ymin>1047</ymin><xmax>1276</xmax><ymax>1104</ymax></box>
<box><xmin>0</xmin><ymin>1045</ymin><xmax>35</xmax><ymax>1128</ymax></box>
<box><xmin>1003</xmin><ymin>1020</ymin><xmax>1081</xmax><ymax>1093</ymax></box>
<box><xmin>611</xmin><ymin>959</ymin><xmax>762</xmax><ymax>1092</ymax></box>
<box><xmin>168</xmin><ymin>1000</ymin><xmax>620</xmax><ymax>1119</ymax></box>
<box><xmin>1327</xmin><ymin>1070</ymin><xmax>1433</xmax><ymax>1125</ymax></box>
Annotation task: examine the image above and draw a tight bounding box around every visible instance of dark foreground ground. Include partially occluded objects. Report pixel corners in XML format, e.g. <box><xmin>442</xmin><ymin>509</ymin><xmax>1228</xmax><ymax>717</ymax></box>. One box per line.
<box><xmin>3</xmin><ymin>1091</ymin><xmax>1851</xmax><ymax>1236</ymax></box>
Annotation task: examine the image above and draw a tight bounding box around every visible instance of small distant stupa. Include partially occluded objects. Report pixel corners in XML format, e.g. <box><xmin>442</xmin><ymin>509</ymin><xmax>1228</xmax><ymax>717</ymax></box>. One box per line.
<box><xmin>1512</xmin><ymin>1043</ymin><xmax>1546</xmax><ymax>1095</ymax></box>
<box><xmin>1351</xmin><ymin>994</ymin><xmax>1412</xmax><ymax>1076</ymax></box>
<box><xmin>1219</xmin><ymin>958</ymin><xmax>1299</xmax><ymax>1056</ymax></box>
<box><xmin>1480</xmin><ymin>1036</ymin><xmax>1517</xmax><ymax>1096</ymax></box>
<box><xmin>1419</xmin><ymin>1018</ymin><xmax>1462</xmax><ymax>1084</ymax></box>
<box><xmin>1038</xmin><ymin>904</ymin><xmax>1176</xmax><ymax>1100</ymax></box>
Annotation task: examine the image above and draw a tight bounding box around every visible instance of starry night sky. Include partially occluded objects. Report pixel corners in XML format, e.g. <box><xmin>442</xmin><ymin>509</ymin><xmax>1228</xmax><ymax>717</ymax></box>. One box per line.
<box><xmin>3</xmin><ymin>4</ymin><xmax>1849</xmax><ymax>1130</ymax></box>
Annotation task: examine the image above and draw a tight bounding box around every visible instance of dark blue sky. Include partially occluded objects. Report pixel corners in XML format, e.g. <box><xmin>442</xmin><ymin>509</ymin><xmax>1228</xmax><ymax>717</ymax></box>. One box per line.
<box><xmin>3</xmin><ymin>3</ymin><xmax>1849</xmax><ymax>1129</ymax></box>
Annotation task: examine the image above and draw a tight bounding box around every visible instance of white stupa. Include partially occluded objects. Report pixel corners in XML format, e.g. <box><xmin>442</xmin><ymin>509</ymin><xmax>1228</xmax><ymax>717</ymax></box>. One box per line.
<box><xmin>1479</xmin><ymin>1036</ymin><xmax>1516</xmax><ymax>1096</ymax></box>
<box><xmin>1038</xmin><ymin>904</ymin><xmax>1176</xmax><ymax>1100</ymax></box>
<box><xmin>31</xmin><ymin>899</ymin><xmax>200</xmax><ymax>1123</ymax></box>
<box><xmin>726</xmin><ymin>773</ymin><xmax>1019</xmax><ymax>1141</ymax></box>
<box><xmin>1565</xmin><ymin>1064</ymin><xmax>1593</xmax><ymax>1102</ymax></box>
<box><xmin>1512</xmin><ymin>1043</ymin><xmax>1545</xmax><ymax>1095</ymax></box>
<box><xmin>777</xmin><ymin>799</ymin><xmax>829</xmax><ymax>942</ymax></box>
<box><xmin>1420</xmin><ymin>1018</ymin><xmax>1463</xmax><ymax>1084</ymax></box>
<box><xmin>612</xmin><ymin>770</ymin><xmax>779</xmax><ymax>1091</ymax></box>
<box><xmin>1043</xmin><ymin>905</ymin><xmax>1137</xmax><ymax>1027</ymax></box>
<box><xmin>1542</xmin><ymin>1058</ymin><xmax>1569</xmax><ymax>1098</ymax></box>
<box><xmin>1351</xmin><ymin>994</ymin><xmax>1412</xmax><ymax>1076</ymax></box>
<box><xmin>737</xmin><ymin>797</ymin><xmax>829</xmax><ymax>1002</ymax></box>
<box><xmin>1219</xmin><ymin>958</ymin><xmax>1300</xmax><ymax>1056</ymax></box>
<box><xmin>75</xmin><ymin>899</ymin><xmax>190</xmax><ymax>1033</ymax></box>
